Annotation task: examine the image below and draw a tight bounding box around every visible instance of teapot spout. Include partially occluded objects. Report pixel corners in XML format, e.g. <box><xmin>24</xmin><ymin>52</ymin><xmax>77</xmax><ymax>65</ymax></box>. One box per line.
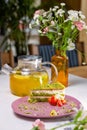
<box><xmin>1</xmin><ymin>64</ymin><xmax>13</xmax><ymax>75</ymax></box>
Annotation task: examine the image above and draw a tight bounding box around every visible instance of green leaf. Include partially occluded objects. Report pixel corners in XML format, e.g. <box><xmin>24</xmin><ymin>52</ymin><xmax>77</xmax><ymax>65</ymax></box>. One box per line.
<box><xmin>73</xmin><ymin>110</ymin><xmax>82</xmax><ymax>123</ymax></box>
<box><xmin>31</xmin><ymin>126</ymin><xmax>39</xmax><ymax>130</ymax></box>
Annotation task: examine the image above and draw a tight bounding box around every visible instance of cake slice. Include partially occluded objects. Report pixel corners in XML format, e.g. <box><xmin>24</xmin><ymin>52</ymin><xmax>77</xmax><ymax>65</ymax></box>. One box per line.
<box><xmin>28</xmin><ymin>82</ymin><xmax>65</xmax><ymax>102</ymax></box>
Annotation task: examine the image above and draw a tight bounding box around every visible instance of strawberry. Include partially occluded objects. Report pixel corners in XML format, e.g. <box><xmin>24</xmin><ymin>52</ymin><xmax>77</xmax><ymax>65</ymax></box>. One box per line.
<box><xmin>57</xmin><ymin>99</ymin><xmax>63</xmax><ymax>107</ymax></box>
<box><xmin>48</xmin><ymin>95</ymin><xmax>58</xmax><ymax>106</ymax></box>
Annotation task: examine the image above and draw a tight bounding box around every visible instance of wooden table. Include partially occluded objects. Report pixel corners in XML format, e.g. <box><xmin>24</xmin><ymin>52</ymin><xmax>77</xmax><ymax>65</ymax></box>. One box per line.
<box><xmin>69</xmin><ymin>65</ymin><xmax>87</xmax><ymax>78</ymax></box>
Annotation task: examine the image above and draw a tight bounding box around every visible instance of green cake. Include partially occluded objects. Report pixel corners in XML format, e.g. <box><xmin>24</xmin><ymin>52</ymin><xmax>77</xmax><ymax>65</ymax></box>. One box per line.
<box><xmin>28</xmin><ymin>82</ymin><xmax>65</xmax><ymax>102</ymax></box>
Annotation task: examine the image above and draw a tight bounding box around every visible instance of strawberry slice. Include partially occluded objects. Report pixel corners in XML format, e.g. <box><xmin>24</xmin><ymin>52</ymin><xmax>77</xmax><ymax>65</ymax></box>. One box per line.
<box><xmin>61</xmin><ymin>99</ymin><xmax>66</xmax><ymax>105</ymax></box>
<box><xmin>48</xmin><ymin>95</ymin><xmax>58</xmax><ymax>106</ymax></box>
<box><xmin>57</xmin><ymin>99</ymin><xmax>63</xmax><ymax>107</ymax></box>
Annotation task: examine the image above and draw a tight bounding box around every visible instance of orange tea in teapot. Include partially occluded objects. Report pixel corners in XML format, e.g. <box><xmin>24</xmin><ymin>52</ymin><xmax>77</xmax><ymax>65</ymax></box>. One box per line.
<box><xmin>10</xmin><ymin>55</ymin><xmax>49</xmax><ymax>96</ymax></box>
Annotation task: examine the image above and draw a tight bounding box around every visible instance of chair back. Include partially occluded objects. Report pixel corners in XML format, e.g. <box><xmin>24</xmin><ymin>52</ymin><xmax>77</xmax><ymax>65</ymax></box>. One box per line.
<box><xmin>67</xmin><ymin>50</ymin><xmax>79</xmax><ymax>67</ymax></box>
<box><xmin>38</xmin><ymin>45</ymin><xmax>55</xmax><ymax>62</ymax></box>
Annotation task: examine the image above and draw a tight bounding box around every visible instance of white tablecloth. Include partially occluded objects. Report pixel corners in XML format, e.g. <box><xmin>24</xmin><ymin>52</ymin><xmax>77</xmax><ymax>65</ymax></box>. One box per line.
<box><xmin>0</xmin><ymin>73</ymin><xmax>87</xmax><ymax>130</ymax></box>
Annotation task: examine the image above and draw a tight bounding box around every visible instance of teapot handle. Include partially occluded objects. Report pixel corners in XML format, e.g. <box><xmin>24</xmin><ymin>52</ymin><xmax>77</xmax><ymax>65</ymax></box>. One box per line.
<box><xmin>41</xmin><ymin>62</ymin><xmax>58</xmax><ymax>83</ymax></box>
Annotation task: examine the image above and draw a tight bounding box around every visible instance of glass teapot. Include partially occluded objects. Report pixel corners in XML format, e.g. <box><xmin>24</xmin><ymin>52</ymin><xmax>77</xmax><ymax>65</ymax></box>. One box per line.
<box><xmin>10</xmin><ymin>55</ymin><xmax>58</xmax><ymax>96</ymax></box>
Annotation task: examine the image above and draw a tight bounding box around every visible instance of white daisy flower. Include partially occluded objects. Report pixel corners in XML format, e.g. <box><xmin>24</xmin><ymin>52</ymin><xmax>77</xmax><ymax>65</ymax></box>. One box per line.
<box><xmin>67</xmin><ymin>39</ymin><xmax>75</xmax><ymax>50</ymax></box>
<box><xmin>68</xmin><ymin>10</ymin><xmax>79</xmax><ymax>21</ymax></box>
<box><xmin>79</xmin><ymin>11</ymin><xmax>86</xmax><ymax>19</ymax></box>
<box><xmin>54</xmin><ymin>6</ymin><xmax>59</xmax><ymax>9</ymax></box>
<box><xmin>56</xmin><ymin>9</ymin><xmax>65</xmax><ymax>17</ymax></box>
<box><xmin>60</xmin><ymin>3</ymin><xmax>66</xmax><ymax>6</ymax></box>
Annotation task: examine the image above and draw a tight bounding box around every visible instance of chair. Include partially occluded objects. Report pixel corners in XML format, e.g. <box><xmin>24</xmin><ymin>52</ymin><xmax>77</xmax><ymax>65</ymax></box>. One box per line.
<box><xmin>66</xmin><ymin>50</ymin><xmax>79</xmax><ymax>67</ymax></box>
<box><xmin>38</xmin><ymin>45</ymin><xmax>55</xmax><ymax>62</ymax></box>
<box><xmin>0</xmin><ymin>50</ymin><xmax>14</xmax><ymax>67</ymax></box>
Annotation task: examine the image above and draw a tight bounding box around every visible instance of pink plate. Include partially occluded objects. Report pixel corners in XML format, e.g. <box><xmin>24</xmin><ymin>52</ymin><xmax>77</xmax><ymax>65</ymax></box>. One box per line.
<box><xmin>11</xmin><ymin>95</ymin><xmax>82</xmax><ymax>119</ymax></box>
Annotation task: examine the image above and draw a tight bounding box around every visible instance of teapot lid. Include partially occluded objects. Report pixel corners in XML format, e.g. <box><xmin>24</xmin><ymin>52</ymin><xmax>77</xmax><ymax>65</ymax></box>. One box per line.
<box><xmin>17</xmin><ymin>55</ymin><xmax>42</xmax><ymax>72</ymax></box>
<box><xmin>18</xmin><ymin>55</ymin><xmax>42</xmax><ymax>61</ymax></box>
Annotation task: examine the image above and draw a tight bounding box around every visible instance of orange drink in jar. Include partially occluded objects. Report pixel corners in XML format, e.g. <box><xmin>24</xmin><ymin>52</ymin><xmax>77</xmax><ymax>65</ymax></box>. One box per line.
<box><xmin>10</xmin><ymin>70</ymin><xmax>49</xmax><ymax>96</ymax></box>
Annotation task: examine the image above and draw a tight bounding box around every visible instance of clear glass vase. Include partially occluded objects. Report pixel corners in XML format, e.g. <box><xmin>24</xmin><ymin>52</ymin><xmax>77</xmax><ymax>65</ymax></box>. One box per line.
<box><xmin>51</xmin><ymin>50</ymin><xmax>68</xmax><ymax>87</ymax></box>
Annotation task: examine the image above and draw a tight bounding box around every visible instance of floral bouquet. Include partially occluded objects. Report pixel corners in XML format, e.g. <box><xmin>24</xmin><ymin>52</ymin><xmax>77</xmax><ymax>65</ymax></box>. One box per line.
<box><xmin>30</xmin><ymin>3</ymin><xmax>87</xmax><ymax>52</ymax></box>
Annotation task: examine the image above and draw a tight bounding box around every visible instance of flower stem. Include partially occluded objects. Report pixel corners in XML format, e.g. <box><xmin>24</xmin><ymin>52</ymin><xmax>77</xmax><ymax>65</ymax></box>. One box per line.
<box><xmin>48</xmin><ymin>122</ymin><xmax>74</xmax><ymax>130</ymax></box>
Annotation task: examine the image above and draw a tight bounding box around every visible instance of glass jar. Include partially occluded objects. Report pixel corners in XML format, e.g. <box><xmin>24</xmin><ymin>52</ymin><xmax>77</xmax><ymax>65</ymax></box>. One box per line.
<box><xmin>10</xmin><ymin>55</ymin><xmax>49</xmax><ymax>96</ymax></box>
<box><xmin>10</xmin><ymin>55</ymin><xmax>58</xmax><ymax>96</ymax></box>
<box><xmin>51</xmin><ymin>50</ymin><xmax>68</xmax><ymax>87</ymax></box>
